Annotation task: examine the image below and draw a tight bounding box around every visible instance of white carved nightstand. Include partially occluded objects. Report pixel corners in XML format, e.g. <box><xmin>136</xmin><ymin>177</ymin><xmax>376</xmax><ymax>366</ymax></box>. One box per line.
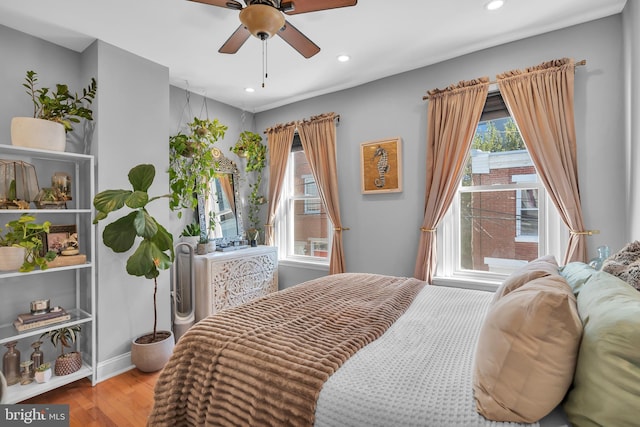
<box><xmin>194</xmin><ymin>246</ymin><xmax>278</xmax><ymax>321</ymax></box>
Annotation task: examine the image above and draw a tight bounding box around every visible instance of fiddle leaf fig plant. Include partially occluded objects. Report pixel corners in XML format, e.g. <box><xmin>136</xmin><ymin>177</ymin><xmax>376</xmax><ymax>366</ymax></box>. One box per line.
<box><xmin>93</xmin><ymin>164</ymin><xmax>174</xmax><ymax>342</ymax></box>
<box><xmin>23</xmin><ymin>70</ymin><xmax>97</xmax><ymax>133</ymax></box>
<box><xmin>169</xmin><ymin>117</ymin><xmax>228</xmax><ymax>217</ymax></box>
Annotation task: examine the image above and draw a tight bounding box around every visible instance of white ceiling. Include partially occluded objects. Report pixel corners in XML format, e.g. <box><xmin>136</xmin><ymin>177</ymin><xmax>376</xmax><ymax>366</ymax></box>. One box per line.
<box><xmin>0</xmin><ymin>0</ymin><xmax>626</xmax><ymax>113</ymax></box>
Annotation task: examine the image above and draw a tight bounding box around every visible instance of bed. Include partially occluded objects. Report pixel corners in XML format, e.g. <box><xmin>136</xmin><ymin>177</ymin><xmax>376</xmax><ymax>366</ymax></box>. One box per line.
<box><xmin>148</xmin><ymin>258</ymin><xmax>640</xmax><ymax>427</ymax></box>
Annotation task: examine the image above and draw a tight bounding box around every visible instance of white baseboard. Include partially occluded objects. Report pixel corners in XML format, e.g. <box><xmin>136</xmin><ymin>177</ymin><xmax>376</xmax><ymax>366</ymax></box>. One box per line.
<box><xmin>95</xmin><ymin>352</ymin><xmax>134</xmax><ymax>383</ymax></box>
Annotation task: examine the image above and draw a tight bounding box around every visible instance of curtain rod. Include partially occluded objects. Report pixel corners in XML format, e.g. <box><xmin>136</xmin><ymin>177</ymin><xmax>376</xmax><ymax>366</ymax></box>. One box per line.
<box><xmin>422</xmin><ymin>59</ymin><xmax>587</xmax><ymax>101</ymax></box>
<box><xmin>263</xmin><ymin>114</ymin><xmax>340</xmax><ymax>134</ymax></box>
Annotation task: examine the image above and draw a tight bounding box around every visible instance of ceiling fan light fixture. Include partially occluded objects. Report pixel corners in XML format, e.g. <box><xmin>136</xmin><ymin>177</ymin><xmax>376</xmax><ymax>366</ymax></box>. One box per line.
<box><xmin>239</xmin><ymin>4</ymin><xmax>285</xmax><ymax>39</ymax></box>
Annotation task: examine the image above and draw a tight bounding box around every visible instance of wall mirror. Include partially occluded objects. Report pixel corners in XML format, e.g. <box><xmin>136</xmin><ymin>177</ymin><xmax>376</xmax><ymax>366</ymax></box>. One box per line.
<box><xmin>198</xmin><ymin>148</ymin><xmax>244</xmax><ymax>241</ymax></box>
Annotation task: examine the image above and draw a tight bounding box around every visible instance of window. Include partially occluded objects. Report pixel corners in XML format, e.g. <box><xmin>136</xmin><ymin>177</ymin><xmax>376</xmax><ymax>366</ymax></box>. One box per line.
<box><xmin>276</xmin><ymin>135</ymin><xmax>332</xmax><ymax>265</ymax></box>
<box><xmin>436</xmin><ymin>92</ymin><xmax>564</xmax><ymax>287</ymax></box>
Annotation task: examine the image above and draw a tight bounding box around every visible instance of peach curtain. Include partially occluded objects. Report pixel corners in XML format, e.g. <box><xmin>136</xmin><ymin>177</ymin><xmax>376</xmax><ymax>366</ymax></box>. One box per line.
<box><xmin>414</xmin><ymin>78</ymin><xmax>490</xmax><ymax>283</ymax></box>
<box><xmin>264</xmin><ymin>122</ymin><xmax>296</xmax><ymax>246</ymax></box>
<box><xmin>497</xmin><ymin>58</ymin><xmax>587</xmax><ymax>264</ymax></box>
<box><xmin>297</xmin><ymin>112</ymin><xmax>346</xmax><ymax>274</ymax></box>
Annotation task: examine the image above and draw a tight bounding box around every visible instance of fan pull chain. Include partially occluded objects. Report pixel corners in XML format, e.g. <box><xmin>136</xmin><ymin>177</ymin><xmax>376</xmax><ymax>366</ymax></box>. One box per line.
<box><xmin>262</xmin><ymin>37</ymin><xmax>268</xmax><ymax>88</ymax></box>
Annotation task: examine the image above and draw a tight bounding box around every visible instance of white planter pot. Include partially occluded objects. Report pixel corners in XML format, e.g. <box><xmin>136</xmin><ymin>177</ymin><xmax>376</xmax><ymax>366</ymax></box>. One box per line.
<box><xmin>180</xmin><ymin>236</ymin><xmax>199</xmax><ymax>253</ymax></box>
<box><xmin>34</xmin><ymin>368</ymin><xmax>52</xmax><ymax>384</ymax></box>
<box><xmin>0</xmin><ymin>246</ymin><xmax>26</xmax><ymax>271</ymax></box>
<box><xmin>11</xmin><ymin>117</ymin><xmax>66</xmax><ymax>152</ymax></box>
<box><xmin>131</xmin><ymin>330</ymin><xmax>175</xmax><ymax>372</ymax></box>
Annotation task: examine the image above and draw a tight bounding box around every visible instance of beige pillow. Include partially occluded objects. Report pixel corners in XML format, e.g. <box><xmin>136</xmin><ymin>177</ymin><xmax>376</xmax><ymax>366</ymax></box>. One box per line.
<box><xmin>492</xmin><ymin>255</ymin><xmax>559</xmax><ymax>303</ymax></box>
<box><xmin>473</xmin><ymin>275</ymin><xmax>582</xmax><ymax>423</ymax></box>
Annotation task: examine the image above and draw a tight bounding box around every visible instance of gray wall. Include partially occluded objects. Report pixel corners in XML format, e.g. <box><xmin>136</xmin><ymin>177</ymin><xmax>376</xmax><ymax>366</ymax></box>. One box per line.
<box><xmin>255</xmin><ymin>15</ymin><xmax>629</xmax><ymax>289</ymax></box>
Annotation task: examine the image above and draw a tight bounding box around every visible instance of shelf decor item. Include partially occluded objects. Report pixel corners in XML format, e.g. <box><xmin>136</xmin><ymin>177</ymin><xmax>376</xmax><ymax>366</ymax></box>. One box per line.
<box><xmin>0</xmin><ymin>214</ymin><xmax>57</xmax><ymax>272</ymax></box>
<box><xmin>2</xmin><ymin>341</ymin><xmax>20</xmax><ymax>386</ymax></box>
<box><xmin>34</xmin><ymin>362</ymin><xmax>52</xmax><ymax>384</ymax></box>
<box><xmin>19</xmin><ymin>361</ymin><xmax>34</xmax><ymax>385</ymax></box>
<box><xmin>40</xmin><ymin>326</ymin><xmax>82</xmax><ymax>376</ymax></box>
<box><xmin>11</xmin><ymin>70</ymin><xmax>97</xmax><ymax>152</ymax></box>
<box><xmin>0</xmin><ymin>159</ymin><xmax>40</xmax><ymax>209</ymax></box>
<box><xmin>93</xmin><ymin>163</ymin><xmax>176</xmax><ymax>372</ymax></box>
<box><xmin>30</xmin><ymin>341</ymin><xmax>44</xmax><ymax>373</ymax></box>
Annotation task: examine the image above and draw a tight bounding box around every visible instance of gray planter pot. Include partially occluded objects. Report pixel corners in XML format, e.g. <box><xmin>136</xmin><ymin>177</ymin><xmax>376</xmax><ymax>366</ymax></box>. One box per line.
<box><xmin>131</xmin><ymin>330</ymin><xmax>175</xmax><ymax>372</ymax></box>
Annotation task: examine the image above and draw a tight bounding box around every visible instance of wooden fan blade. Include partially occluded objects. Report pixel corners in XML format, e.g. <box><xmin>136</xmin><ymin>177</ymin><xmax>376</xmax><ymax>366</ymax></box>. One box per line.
<box><xmin>219</xmin><ymin>25</ymin><xmax>251</xmax><ymax>54</ymax></box>
<box><xmin>277</xmin><ymin>20</ymin><xmax>320</xmax><ymax>58</ymax></box>
<box><xmin>283</xmin><ymin>0</ymin><xmax>357</xmax><ymax>15</ymax></box>
<box><xmin>188</xmin><ymin>0</ymin><xmax>243</xmax><ymax>10</ymax></box>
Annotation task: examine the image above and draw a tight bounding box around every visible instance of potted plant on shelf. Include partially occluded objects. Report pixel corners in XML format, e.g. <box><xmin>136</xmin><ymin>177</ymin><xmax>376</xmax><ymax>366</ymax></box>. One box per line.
<box><xmin>0</xmin><ymin>214</ymin><xmax>57</xmax><ymax>272</ymax></box>
<box><xmin>34</xmin><ymin>362</ymin><xmax>52</xmax><ymax>383</ymax></box>
<box><xmin>40</xmin><ymin>326</ymin><xmax>83</xmax><ymax>376</ymax></box>
<box><xmin>231</xmin><ymin>131</ymin><xmax>267</xmax><ymax>240</ymax></box>
<box><xmin>12</xmin><ymin>70</ymin><xmax>97</xmax><ymax>152</ymax></box>
<box><xmin>93</xmin><ymin>163</ymin><xmax>175</xmax><ymax>372</ymax></box>
<box><xmin>169</xmin><ymin>117</ymin><xmax>228</xmax><ymax>222</ymax></box>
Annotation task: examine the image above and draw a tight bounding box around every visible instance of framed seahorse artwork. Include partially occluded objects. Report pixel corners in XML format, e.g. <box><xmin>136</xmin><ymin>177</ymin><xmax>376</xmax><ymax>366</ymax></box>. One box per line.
<box><xmin>360</xmin><ymin>137</ymin><xmax>402</xmax><ymax>194</ymax></box>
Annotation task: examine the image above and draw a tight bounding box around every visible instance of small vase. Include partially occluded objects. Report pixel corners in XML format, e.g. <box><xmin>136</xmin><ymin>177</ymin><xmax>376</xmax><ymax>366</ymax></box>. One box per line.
<box><xmin>3</xmin><ymin>341</ymin><xmax>21</xmax><ymax>386</ymax></box>
<box><xmin>30</xmin><ymin>341</ymin><xmax>44</xmax><ymax>378</ymax></box>
<box><xmin>588</xmin><ymin>245</ymin><xmax>610</xmax><ymax>270</ymax></box>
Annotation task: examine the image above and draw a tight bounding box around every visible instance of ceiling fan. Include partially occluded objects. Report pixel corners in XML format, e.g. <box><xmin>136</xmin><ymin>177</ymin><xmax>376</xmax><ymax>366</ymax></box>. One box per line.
<box><xmin>189</xmin><ymin>0</ymin><xmax>357</xmax><ymax>58</ymax></box>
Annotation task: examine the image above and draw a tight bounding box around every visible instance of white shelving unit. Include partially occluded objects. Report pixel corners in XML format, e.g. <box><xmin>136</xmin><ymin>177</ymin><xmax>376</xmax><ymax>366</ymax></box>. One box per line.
<box><xmin>0</xmin><ymin>144</ymin><xmax>96</xmax><ymax>403</ymax></box>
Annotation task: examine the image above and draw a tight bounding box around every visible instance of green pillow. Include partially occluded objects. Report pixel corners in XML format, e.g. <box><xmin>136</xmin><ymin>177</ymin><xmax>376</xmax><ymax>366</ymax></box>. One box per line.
<box><xmin>563</xmin><ymin>270</ymin><xmax>640</xmax><ymax>427</ymax></box>
<box><xmin>559</xmin><ymin>262</ymin><xmax>595</xmax><ymax>295</ymax></box>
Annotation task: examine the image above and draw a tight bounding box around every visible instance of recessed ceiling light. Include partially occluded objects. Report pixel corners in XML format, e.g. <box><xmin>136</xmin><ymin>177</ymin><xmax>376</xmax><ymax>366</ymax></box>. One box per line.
<box><xmin>337</xmin><ymin>54</ymin><xmax>350</xmax><ymax>63</ymax></box>
<box><xmin>245</xmin><ymin>87</ymin><xmax>255</xmax><ymax>93</ymax></box>
<box><xmin>485</xmin><ymin>0</ymin><xmax>505</xmax><ymax>11</ymax></box>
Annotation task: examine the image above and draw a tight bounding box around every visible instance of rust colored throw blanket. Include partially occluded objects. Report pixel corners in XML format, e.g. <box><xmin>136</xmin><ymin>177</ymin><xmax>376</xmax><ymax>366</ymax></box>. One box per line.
<box><xmin>148</xmin><ymin>273</ymin><xmax>425</xmax><ymax>426</ymax></box>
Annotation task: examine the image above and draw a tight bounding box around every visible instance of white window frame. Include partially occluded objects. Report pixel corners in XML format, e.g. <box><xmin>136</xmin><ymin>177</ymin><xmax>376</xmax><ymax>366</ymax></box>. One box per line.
<box><xmin>434</xmin><ymin>124</ymin><xmax>567</xmax><ymax>290</ymax></box>
<box><xmin>275</xmin><ymin>150</ymin><xmax>332</xmax><ymax>270</ymax></box>
<box><xmin>513</xmin><ymin>174</ymin><xmax>539</xmax><ymax>243</ymax></box>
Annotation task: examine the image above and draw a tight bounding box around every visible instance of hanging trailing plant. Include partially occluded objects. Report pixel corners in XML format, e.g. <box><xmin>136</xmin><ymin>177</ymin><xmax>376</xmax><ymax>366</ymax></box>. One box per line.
<box><xmin>231</xmin><ymin>131</ymin><xmax>267</xmax><ymax>235</ymax></box>
<box><xmin>169</xmin><ymin>117</ymin><xmax>228</xmax><ymax>218</ymax></box>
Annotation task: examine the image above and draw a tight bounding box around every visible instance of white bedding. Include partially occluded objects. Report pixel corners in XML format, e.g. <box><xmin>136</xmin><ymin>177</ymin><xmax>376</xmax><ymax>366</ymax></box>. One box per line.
<box><xmin>314</xmin><ymin>284</ymin><xmax>570</xmax><ymax>427</ymax></box>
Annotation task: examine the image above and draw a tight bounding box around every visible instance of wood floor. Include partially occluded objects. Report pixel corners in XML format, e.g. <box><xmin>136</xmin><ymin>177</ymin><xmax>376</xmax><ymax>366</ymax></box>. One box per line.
<box><xmin>23</xmin><ymin>369</ymin><xmax>160</xmax><ymax>427</ymax></box>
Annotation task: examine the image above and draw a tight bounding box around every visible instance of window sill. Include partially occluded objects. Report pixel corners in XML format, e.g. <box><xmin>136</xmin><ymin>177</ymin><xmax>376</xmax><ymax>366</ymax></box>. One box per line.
<box><xmin>278</xmin><ymin>258</ymin><xmax>330</xmax><ymax>272</ymax></box>
<box><xmin>432</xmin><ymin>276</ymin><xmax>500</xmax><ymax>292</ymax></box>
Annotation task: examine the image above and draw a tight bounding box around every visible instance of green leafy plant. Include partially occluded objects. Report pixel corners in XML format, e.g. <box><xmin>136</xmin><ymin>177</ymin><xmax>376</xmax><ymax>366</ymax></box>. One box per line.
<box><xmin>40</xmin><ymin>326</ymin><xmax>81</xmax><ymax>357</ymax></box>
<box><xmin>180</xmin><ymin>222</ymin><xmax>201</xmax><ymax>237</ymax></box>
<box><xmin>230</xmin><ymin>131</ymin><xmax>266</xmax><ymax>171</ymax></box>
<box><xmin>93</xmin><ymin>164</ymin><xmax>174</xmax><ymax>343</ymax></box>
<box><xmin>0</xmin><ymin>214</ymin><xmax>57</xmax><ymax>272</ymax></box>
<box><xmin>35</xmin><ymin>361</ymin><xmax>51</xmax><ymax>372</ymax></box>
<box><xmin>23</xmin><ymin>70</ymin><xmax>97</xmax><ymax>133</ymax></box>
<box><xmin>231</xmin><ymin>131</ymin><xmax>267</xmax><ymax>235</ymax></box>
<box><xmin>169</xmin><ymin>117</ymin><xmax>228</xmax><ymax>218</ymax></box>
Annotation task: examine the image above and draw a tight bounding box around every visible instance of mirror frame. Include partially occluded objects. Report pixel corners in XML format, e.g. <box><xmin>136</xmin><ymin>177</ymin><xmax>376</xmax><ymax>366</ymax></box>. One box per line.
<box><xmin>197</xmin><ymin>148</ymin><xmax>244</xmax><ymax>241</ymax></box>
